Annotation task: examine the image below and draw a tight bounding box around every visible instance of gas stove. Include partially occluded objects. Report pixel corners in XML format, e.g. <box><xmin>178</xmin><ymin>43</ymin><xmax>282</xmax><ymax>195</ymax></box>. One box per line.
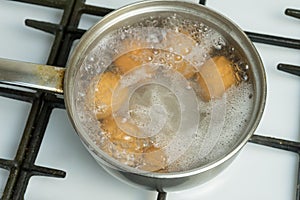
<box><xmin>0</xmin><ymin>0</ymin><xmax>299</xmax><ymax>200</ymax></box>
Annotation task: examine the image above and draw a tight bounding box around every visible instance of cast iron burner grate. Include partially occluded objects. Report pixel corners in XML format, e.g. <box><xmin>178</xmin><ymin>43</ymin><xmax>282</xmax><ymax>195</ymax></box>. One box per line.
<box><xmin>0</xmin><ymin>0</ymin><xmax>299</xmax><ymax>200</ymax></box>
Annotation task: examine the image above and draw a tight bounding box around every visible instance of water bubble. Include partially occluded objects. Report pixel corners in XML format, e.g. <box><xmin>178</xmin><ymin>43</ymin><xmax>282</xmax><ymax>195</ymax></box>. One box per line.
<box><xmin>152</xmin><ymin>20</ymin><xmax>159</xmax><ymax>27</ymax></box>
<box><xmin>162</xmin><ymin>19</ymin><xmax>168</xmax><ymax>26</ymax></box>
<box><xmin>113</xmin><ymin>48</ymin><xmax>119</xmax><ymax>53</ymax></box>
<box><xmin>159</xmin><ymin>58</ymin><xmax>166</xmax><ymax>64</ymax></box>
<box><xmin>78</xmin><ymin>92</ymin><xmax>85</xmax><ymax>97</ymax></box>
<box><xmin>213</xmin><ymin>37</ymin><xmax>226</xmax><ymax>50</ymax></box>
<box><xmin>153</xmin><ymin>49</ymin><xmax>160</xmax><ymax>55</ymax></box>
<box><xmin>84</xmin><ymin>64</ymin><xmax>92</xmax><ymax>71</ymax></box>
<box><xmin>166</xmin><ymin>63</ymin><xmax>173</xmax><ymax>69</ymax></box>
<box><xmin>121</xmin><ymin>117</ymin><xmax>128</xmax><ymax>123</ymax></box>
<box><xmin>186</xmin><ymin>85</ymin><xmax>192</xmax><ymax>90</ymax></box>
<box><xmin>89</xmin><ymin>56</ymin><xmax>95</xmax><ymax>62</ymax></box>
<box><xmin>183</xmin><ymin>47</ymin><xmax>191</xmax><ymax>54</ymax></box>
<box><xmin>242</xmin><ymin>74</ymin><xmax>249</xmax><ymax>81</ymax></box>
<box><xmin>174</xmin><ymin>55</ymin><xmax>182</xmax><ymax>62</ymax></box>
<box><xmin>99</xmin><ymin>61</ymin><xmax>105</xmax><ymax>67</ymax></box>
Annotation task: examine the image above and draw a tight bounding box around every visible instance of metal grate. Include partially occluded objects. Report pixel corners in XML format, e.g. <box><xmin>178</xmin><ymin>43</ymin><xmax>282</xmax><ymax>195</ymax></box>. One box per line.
<box><xmin>243</xmin><ymin>8</ymin><xmax>300</xmax><ymax>200</ymax></box>
<box><xmin>0</xmin><ymin>1</ymin><xmax>111</xmax><ymax>199</ymax></box>
<box><xmin>0</xmin><ymin>0</ymin><xmax>299</xmax><ymax>200</ymax></box>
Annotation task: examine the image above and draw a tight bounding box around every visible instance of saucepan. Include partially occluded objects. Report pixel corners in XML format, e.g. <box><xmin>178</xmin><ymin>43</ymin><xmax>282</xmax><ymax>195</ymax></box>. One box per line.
<box><xmin>0</xmin><ymin>0</ymin><xmax>266</xmax><ymax>192</ymax></box>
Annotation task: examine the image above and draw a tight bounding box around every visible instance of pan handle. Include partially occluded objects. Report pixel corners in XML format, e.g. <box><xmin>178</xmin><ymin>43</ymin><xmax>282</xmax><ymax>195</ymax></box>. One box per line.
<box><xmin>0</xmin><ymin>58</ymin><xmax>65</xmax><ymax>94</ymax></box>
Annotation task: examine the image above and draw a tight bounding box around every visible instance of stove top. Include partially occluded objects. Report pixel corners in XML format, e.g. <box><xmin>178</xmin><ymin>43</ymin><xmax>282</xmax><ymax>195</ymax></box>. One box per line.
<box><xmin>0</xmin><ymin>0</ymin><xmax>299</xmax><ymax>200</ymax></box>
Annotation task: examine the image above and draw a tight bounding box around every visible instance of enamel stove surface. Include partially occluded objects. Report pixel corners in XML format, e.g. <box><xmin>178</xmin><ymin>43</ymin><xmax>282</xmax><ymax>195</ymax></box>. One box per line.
<box><xmin>0</xmin><ymin>0</ymin><xmax>299</xmax><ymax>200</ymax></box>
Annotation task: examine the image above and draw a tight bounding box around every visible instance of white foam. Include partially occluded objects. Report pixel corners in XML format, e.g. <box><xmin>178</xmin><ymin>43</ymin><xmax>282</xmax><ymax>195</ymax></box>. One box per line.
<box><xmin>168</xmin><ymin>82</ymin><xmax>254</xmax><ymax>172</ymax></box>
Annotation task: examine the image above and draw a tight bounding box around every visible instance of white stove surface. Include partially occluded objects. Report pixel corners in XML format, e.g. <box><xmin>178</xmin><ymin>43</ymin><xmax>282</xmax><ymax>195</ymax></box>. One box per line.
<box><xmin>0</xmin><ymin>0</ymin><xmax>300</xmax><ymax>199</ymax></box>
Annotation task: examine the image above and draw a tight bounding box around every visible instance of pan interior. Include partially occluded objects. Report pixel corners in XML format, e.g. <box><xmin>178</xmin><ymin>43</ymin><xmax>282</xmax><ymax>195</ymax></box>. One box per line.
<box><xmin>68</xmin><ymin>5</ymin><xmax>257</xmax><ymax>175</ymax></box>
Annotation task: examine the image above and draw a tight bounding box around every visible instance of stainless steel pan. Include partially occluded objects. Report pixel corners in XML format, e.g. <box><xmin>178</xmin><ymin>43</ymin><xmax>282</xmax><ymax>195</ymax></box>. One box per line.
<box><xmin>0</xmin><ymin>0</ymin><xmax>266</xmax><ymax>192</ymax></box>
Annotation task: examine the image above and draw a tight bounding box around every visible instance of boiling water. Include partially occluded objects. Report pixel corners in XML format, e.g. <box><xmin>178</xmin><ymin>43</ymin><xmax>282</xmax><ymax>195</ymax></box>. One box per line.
<box><xmin>75</xmin><ymin>13</ymin><xmax>254</xmax><ymax>172</ymax></box>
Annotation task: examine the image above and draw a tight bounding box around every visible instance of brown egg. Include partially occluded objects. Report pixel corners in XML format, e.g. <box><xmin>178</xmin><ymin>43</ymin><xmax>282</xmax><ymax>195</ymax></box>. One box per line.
<box><xmin>100</xmin><ymin>116</ymin><xmax>167</xmax><ymax>171</ymax></box>
<box><xmin>94</xmin><ymin>71</ymin><xmax>128</xmax><ymax>119</ymax></box>
<box><xmin>196</xmin><ymin>56</ymin><xmax>238</xmax><ymax>101</ymax></box>
<box><xmin>114</xmin><ymin>39</ymin><xmax>153</xmax><ymax>74</ymax></box>
<box><xmin>114</xmin><ymin>33</ymin><xmax>197</xmax><ymax>79</ymax></box>
<box><xmin>101</xmin><ymin>117</ymin><xmax>142</xmax><ymax>152</ymax></box>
